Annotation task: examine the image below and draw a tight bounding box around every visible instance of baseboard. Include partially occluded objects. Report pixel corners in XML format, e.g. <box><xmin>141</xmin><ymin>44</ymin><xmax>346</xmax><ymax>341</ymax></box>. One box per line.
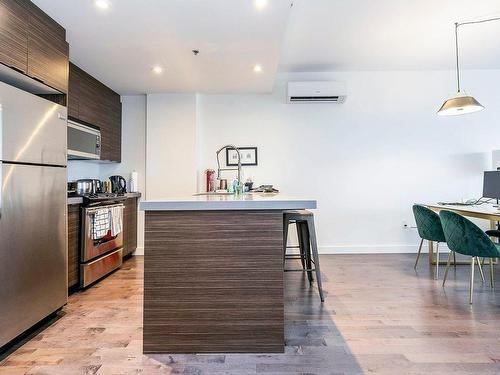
<box><xmin>132</xmin><ymin>246</ymin><xmax>144</xmax><ymax>256</ymax></box>
<box><xmin>317</xmin><ymin>243</ymin><xmax>448</xmax><ymax>254</ymax></box>
<box><xmin>136</xmin><ymin>244</ymin><xmax>442</xmax><ymax>256</ymax></box>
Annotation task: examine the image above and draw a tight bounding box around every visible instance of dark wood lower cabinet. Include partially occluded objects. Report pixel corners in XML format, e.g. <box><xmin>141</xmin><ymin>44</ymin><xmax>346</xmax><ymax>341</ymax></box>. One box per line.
<box><xmin>67</xmin><ymin>204</ymin><xmax>80</xmax><ymax>289</ymax></box>
<box><xmin>123</xmin><ymin>197</ymin><xmax>138</xmax><ymax>257</ymax></box>
<box><xmin>143</xmin><ymin>210</ymin><xmax>285</xmax><ymax>354</ymax></box>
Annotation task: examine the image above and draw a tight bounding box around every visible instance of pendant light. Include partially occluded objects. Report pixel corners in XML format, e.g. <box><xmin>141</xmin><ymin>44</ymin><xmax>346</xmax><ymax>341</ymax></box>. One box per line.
<box><xmin>437</xmin><ymin>17</ymin><xmax>500</xmax><ymax>116</ymax></box>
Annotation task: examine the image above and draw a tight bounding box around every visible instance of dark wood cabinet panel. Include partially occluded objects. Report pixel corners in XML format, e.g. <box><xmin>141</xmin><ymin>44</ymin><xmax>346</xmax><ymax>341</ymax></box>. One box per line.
<box><xmin>27</xmin><ymin>4</ymin><xmax>68</xmax><ymax>93</ymax></box>
<box><xmin>68</xmin><ymin>204</ymin><xmax>80</xmax><ymax>289</ymax></box>
<box><xmin>143</xmin><ymin>210</ymin><xmax>284</xmax><ymax>353</ymax></box>
<box><xmin>123</xmin><ymin>197</ymin><xmax>138</xmax><ymax>257</ymax></box>
<box><xmin>0</xmin><ymin>0</ymin><xmax>29</xmax><ymax>74</ymax></box>
<box><xmin>68</xmin><ymin>62</ymin><xmax>81</xmax><ymax>119</ymax></box>
<box><xmin>24</xmin><ymin>0</ymin><xmax>65</xmax><ymax>42</ymax></box>
<box><xmin>78</xmin><ymin>73</ymin><xmax>102</xmax><ymax>126</ymax></box>
<box><xmin>68</xmin><ymin>62</ymin><xmax>122</xmax><ymax>162</ymax></box>
<box><xmin>0</xmin><ymin>0</ymin><xmax>69</xmax><ymax>96</ymax></box>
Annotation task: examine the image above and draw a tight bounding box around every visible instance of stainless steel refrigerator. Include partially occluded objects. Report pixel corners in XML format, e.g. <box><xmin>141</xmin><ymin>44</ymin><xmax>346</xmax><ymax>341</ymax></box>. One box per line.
<box><xmin>0</xmin><ymin>81</ymin><xmax>68</xmax><ymax>348</ymax></box>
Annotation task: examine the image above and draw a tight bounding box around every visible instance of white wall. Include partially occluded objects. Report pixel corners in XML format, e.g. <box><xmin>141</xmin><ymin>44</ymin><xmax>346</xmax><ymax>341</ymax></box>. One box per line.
<box><xmin>196</xmin><ymin>70</ymin><xmax>500</xmax><ymax>253</ymax></box>
<box><xmin>75</xmin><ymin>70</ymin><xmax>500</xmax><ymax>255</ymax></box>
<box><xmin>145</xmin><ymin>93</ymin><xmax>198</xmax><ymax>199</ymax></box>
<box><xmin>67</xmin><ymin>95</ymin><xmax>147</xmax><ymax>254</ymax></box>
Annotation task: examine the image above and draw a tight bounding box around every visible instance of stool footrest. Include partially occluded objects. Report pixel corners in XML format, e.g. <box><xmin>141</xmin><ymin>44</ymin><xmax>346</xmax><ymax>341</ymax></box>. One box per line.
<box><xmin>285</xmin><ymin>268</ymin><xmax>317</xmax><ymax>272</ymax></box>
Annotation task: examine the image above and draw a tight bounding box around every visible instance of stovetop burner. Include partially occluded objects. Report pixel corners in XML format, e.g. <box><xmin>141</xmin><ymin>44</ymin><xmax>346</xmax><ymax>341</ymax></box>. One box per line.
<box><xmin>68</xmin><ymin>192</ymin><xmax>127</xmax><ymax>206</ymax></box>
<box><xmin>86</xmin><ymin>192</ymin><xmax>122</xmax><ymax>199</ymax></box>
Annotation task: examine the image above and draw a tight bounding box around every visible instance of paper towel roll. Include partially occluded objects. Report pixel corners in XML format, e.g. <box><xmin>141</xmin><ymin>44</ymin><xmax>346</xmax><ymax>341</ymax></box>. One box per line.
<box><xmin>130</xmin><ymin>171</ymin><xmax>139</xmax><ymax>192</ymax></box>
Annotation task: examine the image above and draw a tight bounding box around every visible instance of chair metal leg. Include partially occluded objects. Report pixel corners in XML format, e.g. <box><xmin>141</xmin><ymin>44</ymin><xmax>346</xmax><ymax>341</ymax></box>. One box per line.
<box><xmin>490</xmin><ymin>258</ymin><xmax>495</xmax><ymax>289</ymax></box>
<box><xmin>476</xmin><ymin>257</ymin><xmax>485</xmax><ymax>284</ymax></box>
<box><xmin>442</xmin><ymin>251</ymin><xmax>453</xmax><ymax>287</ymax></box>
<box><xmin>453</xmin><ymin>252</ymin><xmax>457</xmax><ymax>268</ymax></box>
<box><xmin>307</xmin><ymin>216</ymin><xmax>324</xmax><ymax>302</ymax></box>
<box><xmin>296</xmin><ymin>221</ymin><xmax>306</xmax><ymax>270</ymax></box>
<box><xmin>470</xmin><ymin>257</ymin><xmax>475</xmax><ymax>305</ymax></box>
<box><xmin>298</xmin><ymin>221</ymin><xmax>313</xmax><ymax>283</ymax></box>
<box><xmin>283</xmin><ymin>218</ymin><xmax>289</xmax><ymax>266</ymax></box>
<box><xmin>435</xmin><ymin>242</ymin><xmax>439</xmax><ymax>279</ymax></box>
<box><xmin>414</xmin><ymin>238</ymin><xmax>424</xmax><ymax>269</ymax></box>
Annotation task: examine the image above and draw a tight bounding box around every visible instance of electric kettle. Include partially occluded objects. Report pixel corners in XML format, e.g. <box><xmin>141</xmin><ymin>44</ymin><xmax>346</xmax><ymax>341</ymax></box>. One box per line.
<box><xmin>109</xmin><ymin>175</ymin><xmax>127</xmax><ymax>194</ymax></box>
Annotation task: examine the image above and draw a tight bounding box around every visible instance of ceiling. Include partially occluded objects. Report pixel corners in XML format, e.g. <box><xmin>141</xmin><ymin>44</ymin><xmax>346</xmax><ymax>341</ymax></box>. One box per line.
<box><xmin>280</xmin><ymin>0</ymin><xmax>500</xmax><ymax>72</ymax></box>
<box><xmin>33</xmin><ymin>0</ymin><xmax>500</xmax><ymax>94</ymax></box>
<box><xmin>32</xmin><ymin>0</ymin><xmax>293</xmax><ymax>95</ymax></box>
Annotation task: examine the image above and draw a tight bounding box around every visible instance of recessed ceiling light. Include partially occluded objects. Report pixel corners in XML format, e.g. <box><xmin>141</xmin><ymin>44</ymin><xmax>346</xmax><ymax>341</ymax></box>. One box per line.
<box><xmin>253</xmin><ymin>64</ymin><xmax>263</xmax><ymax>73</ymax></box>
<box><xmin>94</xmin><ymin>0</ymin><xmax>111</xmax><ymax>10</ymax></box>
<box><xmin>253</xmin><ymin>0</ymin><xmax>268</xmax><ymax>10</ymax></box>
<box><xmin>152</xmin><ymin>66</ymin><xmax>163</xmax><ymax>74</ymax></box>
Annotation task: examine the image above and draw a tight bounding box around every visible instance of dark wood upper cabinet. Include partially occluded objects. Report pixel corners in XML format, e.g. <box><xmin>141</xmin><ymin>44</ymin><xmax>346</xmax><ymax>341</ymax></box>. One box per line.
<box><xmin>69</xmin><ymin>62</ymin><xmax>122</xmax><ymax>162</ymax></box>
<box><xmin>67</xmin><ymin>62</ymin><xmax>81</xmax><ymax>118</ymax></box>
<box><xmin>0</xmin><ymin>0</ymin><xmax>68</xmax><ymax>94</ymax></box>
<box><xmin>0</xmin><ymin>0</ymin><xmax>29</xmax><ymax>74</ymax></box>
<box><xmin>27</xmin><ymin>1</ymin><xmax>68</xmax><ymax>93</ymax></box>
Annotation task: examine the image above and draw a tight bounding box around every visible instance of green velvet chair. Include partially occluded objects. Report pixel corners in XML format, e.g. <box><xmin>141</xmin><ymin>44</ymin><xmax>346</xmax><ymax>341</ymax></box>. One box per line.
<box><xmin>439</xmin><ymin>210</ymin><xmax>499</xmax><ymax>304</ymax></box>
<box><xmin>412</xmin><ymin>204</ymin><xmax>447</xmax><ymax>278</ymax></box>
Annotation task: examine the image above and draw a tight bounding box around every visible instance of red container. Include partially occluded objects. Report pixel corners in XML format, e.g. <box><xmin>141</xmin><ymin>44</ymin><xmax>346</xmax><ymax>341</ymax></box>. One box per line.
<box><xmin>206</xmin><ymin>169</ymin><xmax>215</xmax><ymax>192</ymax></box>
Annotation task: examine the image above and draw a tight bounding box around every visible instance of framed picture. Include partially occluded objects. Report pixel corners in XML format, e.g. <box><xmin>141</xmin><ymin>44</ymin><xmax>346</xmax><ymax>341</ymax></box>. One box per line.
<box><xmin>226</xmin><ymin>147</ymin><xmax>258</xmax><ymax>166</ymax></box>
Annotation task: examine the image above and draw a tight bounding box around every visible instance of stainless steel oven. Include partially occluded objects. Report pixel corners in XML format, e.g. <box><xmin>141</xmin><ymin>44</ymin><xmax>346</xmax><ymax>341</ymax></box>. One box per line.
<box><xmin>67</xmin><ymin>120</ymin><xmax>101</xmax><ymax>160</ymax></box>
<box><xmin>80</xmin><ymin>203</ymin><xmax>124</xmax><ymax>287</ymax></box>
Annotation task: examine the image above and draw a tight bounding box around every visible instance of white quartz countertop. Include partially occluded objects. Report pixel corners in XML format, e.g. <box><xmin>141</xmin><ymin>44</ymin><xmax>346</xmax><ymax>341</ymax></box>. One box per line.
<box><xmin>139</xmin><ymin>193</ymin><xmax>317</xmax><ymax>211</ymax></box>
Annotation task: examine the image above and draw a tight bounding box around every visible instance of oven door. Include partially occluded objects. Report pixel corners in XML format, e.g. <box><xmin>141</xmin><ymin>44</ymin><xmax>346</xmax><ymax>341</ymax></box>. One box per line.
<box><xmin>81</xmin><ymin>204</ymin><xmax>124</xmax><ymax>262</ymax></box>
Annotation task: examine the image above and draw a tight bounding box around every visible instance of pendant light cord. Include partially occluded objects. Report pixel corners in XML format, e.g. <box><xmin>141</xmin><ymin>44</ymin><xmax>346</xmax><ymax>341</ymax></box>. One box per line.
<box><xmin>455</xmin><ymin>23</ymin><xmax>460</xmax><ymax>92</ymax></box>
<box><xmin>454</xmin><ymin>16</ymin><xmax>500</xmax><ymax>93</ymax></box>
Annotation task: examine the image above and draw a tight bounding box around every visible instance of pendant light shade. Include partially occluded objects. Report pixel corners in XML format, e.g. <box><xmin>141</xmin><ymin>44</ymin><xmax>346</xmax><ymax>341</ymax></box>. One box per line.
<box><xmin>437</xmin><ymin>92</ymin><xmax>484</xmax><ymax>116</ymax></box>
<box><xmin>437</xmin><ymin>17</ymin><xmax>500</xmax><ymax>116</ymax></box>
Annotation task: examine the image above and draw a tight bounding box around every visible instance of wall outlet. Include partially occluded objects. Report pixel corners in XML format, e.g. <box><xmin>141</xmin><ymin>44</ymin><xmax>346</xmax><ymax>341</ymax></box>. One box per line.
<box><xmin>403</xmin><ymin>220</ymin><xmax>418</xmax><ymax>230</ymax></box>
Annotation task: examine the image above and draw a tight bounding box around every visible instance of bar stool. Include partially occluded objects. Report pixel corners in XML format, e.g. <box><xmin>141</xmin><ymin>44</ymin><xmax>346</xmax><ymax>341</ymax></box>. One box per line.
<box><xmin>283</xmin><ymin>210</ymin><xmax>325</xmax><ymax>302</ymax></box>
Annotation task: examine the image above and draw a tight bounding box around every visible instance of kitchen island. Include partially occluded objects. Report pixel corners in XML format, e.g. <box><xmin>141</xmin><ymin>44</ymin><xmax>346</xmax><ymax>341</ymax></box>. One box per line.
<box><xmin>140</xmin><ymin>193</ymin><xmax>317</xmax><ymax>354</ymax></box>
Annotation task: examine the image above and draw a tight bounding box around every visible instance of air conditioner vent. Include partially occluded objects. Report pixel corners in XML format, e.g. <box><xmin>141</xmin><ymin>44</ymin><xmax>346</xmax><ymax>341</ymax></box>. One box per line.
<box><xmin>289</xmin><ymin>96</ymin><xmax>345</xmax><ymax>103</ymax></box>
<box><xmin>287</xmin><ymin>81</ymin><xmax>347</xmax><ymax>104</ymax></box>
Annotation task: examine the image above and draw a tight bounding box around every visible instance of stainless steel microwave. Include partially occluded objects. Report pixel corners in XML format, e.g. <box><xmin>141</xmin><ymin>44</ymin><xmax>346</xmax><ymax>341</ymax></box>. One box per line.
<box><xmin>67</xmin><ymin>120</ymin><xmax>101</xmax><ymax>160</ymax></box>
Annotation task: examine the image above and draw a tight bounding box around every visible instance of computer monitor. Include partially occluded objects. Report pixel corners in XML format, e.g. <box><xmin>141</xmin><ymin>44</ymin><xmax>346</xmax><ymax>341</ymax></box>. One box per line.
<box><xmin>483</xmin><ymin>171</ymin><xmax>500</xmax><ymax>199</ymax></box>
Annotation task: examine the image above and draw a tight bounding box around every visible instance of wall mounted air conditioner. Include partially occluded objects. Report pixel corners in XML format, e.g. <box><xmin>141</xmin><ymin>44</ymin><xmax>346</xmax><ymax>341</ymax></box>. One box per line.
<box><xmin>287</xmin><ymin>81</ymin><xmax>347</xmax><ymax>104</ymax></box>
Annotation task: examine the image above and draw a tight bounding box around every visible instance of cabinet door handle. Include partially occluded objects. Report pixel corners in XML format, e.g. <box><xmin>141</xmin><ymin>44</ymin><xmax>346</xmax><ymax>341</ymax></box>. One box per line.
<box><xmin>8</xmin><ymin>65</ymin><xmax>25</xmax><ymax>75</ymax></box>
<box><xmin>58</xmin><ymin>113</ymin><xmax>67</xmax><ymax>121</ymax></box>
<box><xmin>30</xmin><ymin>76</ymin><xmax>45</xmax><ymax>85</ymax></box>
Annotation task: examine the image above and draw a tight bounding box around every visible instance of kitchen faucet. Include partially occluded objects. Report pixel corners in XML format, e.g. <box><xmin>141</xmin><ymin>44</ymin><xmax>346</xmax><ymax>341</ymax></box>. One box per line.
<box><xmin>216</xmin><ymin>145</ymin><xmax>242</xmax><ymax>191</ymax></box>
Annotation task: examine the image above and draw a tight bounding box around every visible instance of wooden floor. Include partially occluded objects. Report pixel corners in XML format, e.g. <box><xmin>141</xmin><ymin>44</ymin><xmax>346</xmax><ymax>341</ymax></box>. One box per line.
<box><xmin>1</xmin><ymin>254</ymin><xmax>500</xmax><ymax>374</ymax></box>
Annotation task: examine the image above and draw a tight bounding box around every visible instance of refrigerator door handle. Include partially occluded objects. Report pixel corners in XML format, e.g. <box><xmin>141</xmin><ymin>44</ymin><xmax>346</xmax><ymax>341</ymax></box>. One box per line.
<box><xmin>0</xmin><ymin>103</ymin><xmax>3</xmax><ymax>219</ymax></box>
<box><xmin>0</xmin><ymin>162</ymin><xmax>2</xmax><ymax>219</ymax></box>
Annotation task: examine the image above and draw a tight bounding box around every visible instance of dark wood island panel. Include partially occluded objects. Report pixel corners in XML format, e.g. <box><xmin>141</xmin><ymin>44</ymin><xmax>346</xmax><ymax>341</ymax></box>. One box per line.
<box><xmin>143</xmin><ymin>210</ymin><xmax>285</xmax><ymax>354</ymax></box>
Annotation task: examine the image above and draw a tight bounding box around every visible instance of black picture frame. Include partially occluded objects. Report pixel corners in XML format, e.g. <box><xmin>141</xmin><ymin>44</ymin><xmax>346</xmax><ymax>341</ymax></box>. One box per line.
<box><xmin>226</xmin><ymin>147</ymin><xmax>258</xmax><ymax>166</ymax></box>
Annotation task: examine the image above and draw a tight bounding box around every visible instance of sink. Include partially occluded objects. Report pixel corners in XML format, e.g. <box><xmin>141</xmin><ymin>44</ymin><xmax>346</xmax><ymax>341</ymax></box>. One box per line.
<box><xmin>193</xmin><ymin>192</ymin><xmax>235</xmax><ymax>196</ymax></box>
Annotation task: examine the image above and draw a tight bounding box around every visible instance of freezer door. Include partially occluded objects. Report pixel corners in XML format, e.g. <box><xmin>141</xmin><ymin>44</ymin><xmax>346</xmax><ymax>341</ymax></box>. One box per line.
<box><xmin>0</xmin><ymin>163</ymin><xmax>67</xmax><ymax>347</ymax></box>
<box><xmin>0</xmin><ymin>81</ymin><xmax>67</xmax><ymax>166</ymax></box>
